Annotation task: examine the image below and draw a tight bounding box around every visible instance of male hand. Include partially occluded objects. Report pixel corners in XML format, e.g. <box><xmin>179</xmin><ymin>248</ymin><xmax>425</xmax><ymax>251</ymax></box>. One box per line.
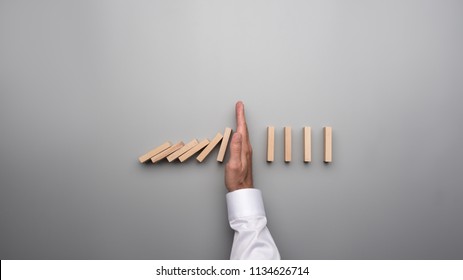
<box><xmin>225</xmin><ymin>101</ymin><xmax>254</xmax><ymax>192</ymax></box>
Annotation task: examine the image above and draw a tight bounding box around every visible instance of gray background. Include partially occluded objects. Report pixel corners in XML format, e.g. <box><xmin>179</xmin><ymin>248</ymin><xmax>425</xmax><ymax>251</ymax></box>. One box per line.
<box><xmin>1</xmin><ymin>0</ymin><xmax>462</xmax><ymax>259</ymax></box>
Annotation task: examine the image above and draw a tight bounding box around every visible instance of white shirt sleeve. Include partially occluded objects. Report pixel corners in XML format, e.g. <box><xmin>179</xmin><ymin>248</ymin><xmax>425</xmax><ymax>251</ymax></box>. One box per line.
<box><xmin>226</xmin><ymin>188</ymin><xmax>281</xmax><ymax>260</ymax></box>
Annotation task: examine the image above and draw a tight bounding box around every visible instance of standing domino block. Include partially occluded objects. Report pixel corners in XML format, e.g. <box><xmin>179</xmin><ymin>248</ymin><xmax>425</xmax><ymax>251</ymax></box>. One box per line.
<box><xmin>324</xmin><ymin>126</ymin><xmax>332</xmax><ymax>163</ymax></box>
<box><xmin>179</xmin><ymin>139</ymin><xmax>210</xmax><ymax>162</ymax></box>
<box><xmin>303</xmin><ymin>127</ymin><xmax>311</xmax><ymax>163</ymax></box>
<box><xmin>167</xmin><ymin>139</ymin><xmax>198</xmax><ymax>162</ymax></box>
<box><xmin>151</xmin><ymin>141</ymin><xmax>184</xmax><ymax>163</ymax></box>
<box><xmin>267</xmin><ymin>126</ymin><xmax>275</xmax><ymax>162</ymax></box>
<box><xmin>217</xmin><ymin>127</ymin><xmax>232</xmax><ymax>162</ymax></box>
<box><xmin>284</xmin><ymin>126</ymin><xmax>292</xmax><ymax>162</ymax></box>
<box><xmin>197</xmin><ymin>133</ymin><xmax>223</xmax><ymax>162</ymax></box>
<box><xmin>138</xmin><ymin>141</ymin><xmax>172</xmax><ymax>163</ymax></box>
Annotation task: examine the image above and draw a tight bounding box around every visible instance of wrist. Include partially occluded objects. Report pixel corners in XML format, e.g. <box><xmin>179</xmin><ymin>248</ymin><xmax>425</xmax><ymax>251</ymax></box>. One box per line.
<box><xmin>227</xmin><ymin>185</ymin><xmax>253</xmax><ymax>192</ymax></box>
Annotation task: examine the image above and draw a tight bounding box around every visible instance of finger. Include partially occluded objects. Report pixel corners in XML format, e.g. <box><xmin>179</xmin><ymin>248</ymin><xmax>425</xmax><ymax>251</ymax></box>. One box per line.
<box><xmin>235</xmin><ymin>101</ymin><xmax>246</xmax><ymax>134</ymax></box>
<box><xmin>228</xmin><ymin>132</ymin><xmax>242</xmax><ymax>167</ymax></box>
<box><xmin>235</xmin><ymin>101</ymin><xmax>248</xmax><ymax>137</ymax></box>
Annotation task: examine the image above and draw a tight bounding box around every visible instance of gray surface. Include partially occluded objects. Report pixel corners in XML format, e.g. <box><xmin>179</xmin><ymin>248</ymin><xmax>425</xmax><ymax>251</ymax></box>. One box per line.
<box><xmin>1</xmin><ymin>0</ymin><xmax>463</xmax><ymax>259</ymax></box>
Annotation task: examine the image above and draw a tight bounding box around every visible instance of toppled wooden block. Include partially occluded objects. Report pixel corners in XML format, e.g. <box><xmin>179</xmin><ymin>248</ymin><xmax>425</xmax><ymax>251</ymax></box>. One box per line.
<box><xmin>197</xmin><ymin>133</ymin><xmax>223</xmax><ymax>162</ymax></box>
<box><xmin>167</xmin><ymin>139</ymin><xmax>199</xmax><ymax>162</ymax></box>
<box><xmin>267</xmin><ymin>126</ymin><xmax>275</xmax><ymax>162</ymax></box>
<box><xmin>138</xmin><ymin>141</ymin><xmax>171</xmax><ymax>163</ymax></box>
<box><xmin>151</xmin><ymin>142</ymin><xmax>185</xmax><ymax>163</ymax></box>
<box><xmin>217</xmin><ymin>127</ymin><xmax>232</xmax><ymax>162</ymax></box>
<box><xmin>303</xmin><ymin>126</ymin><xmax>311</xmax><ymax>163</ymax></box>
<box><xmin>324</xmin><ymin>126</ymin><xmax>332</xmax><ymax>163</ymax></box>
<box><xmin>179</xmin><ymin>139</ymin><xmax>210</xmax><ymax>162</ymax></box>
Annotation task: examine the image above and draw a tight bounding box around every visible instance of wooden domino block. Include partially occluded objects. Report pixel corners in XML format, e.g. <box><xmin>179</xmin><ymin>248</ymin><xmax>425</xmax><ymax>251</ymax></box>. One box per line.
<box><xmin>179</xmin><ymin>139</ymin><xmax>210</xmax><ymax>162</ymax></box>
<box><xmin>324</xmin><ymin>126</ymin><xmax>332</xmax><ymax>163</ymax></box>
<box><xmin>303</xmin><ymin>127</ymin><xmax>311</xmax><ymax>162</ymax></box>
<box><xmin>284</xmin><ymin>126</ymin><xmax>291</xmax><ymax>162</ymax></box>
<box><xmin>217</xmin><ymin>127</ymin><xmax>232</xmax><ymax>162</ymax></box>
<box><xmin>167</xmin><ymin>139</ymin><xmax>198</xmax><ymax>162</ymax></box>
<box><xmin>267</xmin><ymin>126</ymin><xmax>275</xmax><ymax>162</ymax></box>
<box><xmin>138</xmin><ymin>141</ymin><xmax>172</xmax><ymax>163</ymax></box>
<box><xmin>197</xmin><ymin>133</ymin><xmax>223</xmax><ymax>162</ymax></box>
<box><xmin>151</xmin><ymin>141</ymin><xmax>184</xmax><ymax>163</ymax></box>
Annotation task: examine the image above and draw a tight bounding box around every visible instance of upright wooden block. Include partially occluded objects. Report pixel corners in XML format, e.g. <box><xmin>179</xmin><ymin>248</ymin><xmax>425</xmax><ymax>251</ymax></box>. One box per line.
<box><xmin>151</xmin><ymin>141</ymin><xmax>184</xmax><ymax>163</ymax></box>
<box><xmin>138</xmin><ymin>141</ymin><xmax>171</xmax><ymax>163</ymax></box>
<box><xmin>303</xmin><ymin>127</ymin><xmax>311</xmax><ymax>163</ymax></box>
<box><xmin>179</xmin><ymin>139</ymin><xmax>210</xmax><ymax>162</ymax></box>
<box><xmin>197</xmin><ymin>133</ymin><xmax>223</xmax><ymax>162</ymax></box>
<box><xmin>324</xmin><ymin>126</ymin><xmax>332</xmax><ymax>163</ymax></box>
<box><xmin>167</xmin><ymin>139</ymin><xmax>198</xmax><ymax>162</ymax></box>
<box><xmin>284</xmin><ymin>126</ymin><xmax>291</xmax><ymax>162</ymax></box>
<box><xmin>267</xmin><ymin>126</ymin><xmax>275</xmax><ymax>162</ymax></box>
<box><xmin>217</xmin><ymin>127</ymin><xmax>232</xmax><ymax>162</ymax></box>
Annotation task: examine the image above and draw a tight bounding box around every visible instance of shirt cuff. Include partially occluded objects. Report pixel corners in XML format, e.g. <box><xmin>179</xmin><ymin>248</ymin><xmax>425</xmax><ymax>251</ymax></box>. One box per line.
<box><xmin>226</xmin><ymin>188</ymin><xmax>266</xmax><ymax>221</ymax></box>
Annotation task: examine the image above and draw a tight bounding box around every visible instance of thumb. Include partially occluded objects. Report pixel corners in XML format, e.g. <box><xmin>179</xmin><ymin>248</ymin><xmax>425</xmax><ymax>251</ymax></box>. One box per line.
<box><xmin>228</xmin><ymin>132</ymin><xmax>242</xmax><ymax>166</ymax></box>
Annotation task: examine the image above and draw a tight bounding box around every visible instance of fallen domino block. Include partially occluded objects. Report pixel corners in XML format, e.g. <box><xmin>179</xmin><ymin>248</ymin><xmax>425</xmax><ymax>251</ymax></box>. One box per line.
<box><xmin>303</xmin><ymin>126</ymin><xmax>311</xmax><ymax>163</ymax></box>
<box><xmin>138</xmin><ymin>141</ymin><xmax>172</xmax><ymax>163</ymax></box>
<box><xmin>179</xmin><ymin>139</ymin><xmax>210</xmax><ymax>162</ymax></box>
<box><xmin>324</xmin><ymin>126</ymin><xmax>332</xmax><ymax>163</ymax></box>
<box><xmin>167</xmin><ymin>139</ymin><xmax>199</xmax><ymax>162</ymax></box>
<box><xmin>284</xmin><ymin>126</ymin><xmax>291</xmax><ymax>162</ymax></box>
<box><xmin>217</xmin><ymin>127</ymin><xmax>232</xmax><ymax>162</ymax></box>
<box><xmin>151</xmin><ymin>141</ymin><xmax>185</xmax><ymax>163</ymax></box>
<box><xmin>197</xmin><ymin>132</ymin><xmax>223</xmax><ymax>162</ymax></box>
<box><xmin>267</xmin><ymin>126</ymin><xmax>274</xmax><ymax>162</ymax></box>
